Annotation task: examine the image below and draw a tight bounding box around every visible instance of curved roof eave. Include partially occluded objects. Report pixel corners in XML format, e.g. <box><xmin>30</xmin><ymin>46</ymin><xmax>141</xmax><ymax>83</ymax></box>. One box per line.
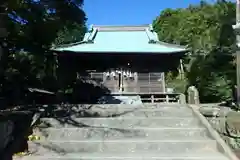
<box><xmin>51</xmin><ymin>24</ymin><xmax>190</xmax><ymax>54</ymax></box>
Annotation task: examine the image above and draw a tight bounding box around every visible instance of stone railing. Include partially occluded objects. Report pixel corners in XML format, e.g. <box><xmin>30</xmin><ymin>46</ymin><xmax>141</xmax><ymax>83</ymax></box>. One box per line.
<box><xmin>199</xmin><ymin>104</ymin><xmax>240</xmax><ymax>156</ymax></box>
<box><xmin>187</xmin><ymin>86</ymin><xmax>200</xmax><ymax>104</ymax></box>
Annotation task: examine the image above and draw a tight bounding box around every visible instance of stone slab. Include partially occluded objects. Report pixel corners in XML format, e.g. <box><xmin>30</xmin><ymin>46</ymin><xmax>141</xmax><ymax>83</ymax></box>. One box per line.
<box><xmin>27</xmin><ymin>140</ymin><xmax>218</xmax><ymax>155</ymax></box>
<box><xmin>34</xmin><ymin>128</ymin><xmax>212</xmax><ymax>141</ymax></box>
<box><xmin>70</xmin><ymin>104</ymin><xmax>188</xmax><ymax>110</ymax></box>
<box><xmin>88</xmin><ymin>105</ymin><xmax>192</xmax><ymax>111</ymax></box>
<box><xmin>85</xmin><ymin>108</ymin><xmax>194</xmax><ymax>117</ymax></box>
<box><xmin>14</xmin><ymin>152</ymin><xmax>229</xmax><ymax>160</ymax></box>
<box><xmin>45</xmin><ymin>105</ymin><xmax>193</xmax><ymax>118</ymax></box>
<box><xmin>39</xmin><ymin>117</ymin><xmax>203</xmax><ymax>128</ymax></box>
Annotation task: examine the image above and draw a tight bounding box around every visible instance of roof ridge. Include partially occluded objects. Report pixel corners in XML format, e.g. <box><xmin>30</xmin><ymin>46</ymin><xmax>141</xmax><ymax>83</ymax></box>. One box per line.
<box><xmin>92</xmin><ymin>24</ymin><xmax>150</xmax><ymax>27</ymax></box>
<box><xmin>91</xmin><ymin>24</ymin><xmax>151</xmax><ymax>31</ymax></box>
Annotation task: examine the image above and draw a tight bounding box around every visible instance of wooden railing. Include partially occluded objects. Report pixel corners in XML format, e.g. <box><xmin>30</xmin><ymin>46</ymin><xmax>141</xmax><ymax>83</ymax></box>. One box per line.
<box><xmin>110</xmin><ymin>92</ymin><xmax>186</xmax><ymax>104</ymax></box>
<box><xmin>123</xmin><ymin>85</ymin><xmax>164</xmax><ymax>93</ymax></box>
<box><xmin>90</xmin><ymin>72</ymin><xmax>165</xmax><ymax>93</ymax></box>
<box><xmin>140</xmin><ymin>93</ymin><xmax>185</xmax><ymax>104</ymax></box>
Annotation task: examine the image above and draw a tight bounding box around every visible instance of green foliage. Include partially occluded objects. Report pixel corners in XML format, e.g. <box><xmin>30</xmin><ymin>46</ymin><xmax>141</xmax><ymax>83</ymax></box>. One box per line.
<box><xmin>54</xmin><ymin>23</ymin><xmax>87</xmax><ymax>45</ymax></box>
<box><xmin>167</xmin><ymin>78</ymin><xmax>187</xmax><ymax>93</ymax></box>
<box><xmin>0</xmin><ymin>0</ymin><xmax>87</xmax><ymax>105</ymax></box>
<box><xmin>153</xmin><ymin>0</ymin><xmax>236</xmax><ymax>103</ymax></box>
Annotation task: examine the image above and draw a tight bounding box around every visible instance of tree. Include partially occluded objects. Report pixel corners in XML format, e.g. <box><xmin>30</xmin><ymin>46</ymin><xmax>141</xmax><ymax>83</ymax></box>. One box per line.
<box><xmin>0</xmin><ymin>0</ymin><xmax>87</xmax><ymax>105</ymax></box>
<box><xmin>153</xmin><ymin>0</ymin><xmax>236</xmax><ymax>103</ymax></box>
<box><xmin>54</xmin><ymin>23</ymin><xmax>87</xmax><ymax>45</ymax></box>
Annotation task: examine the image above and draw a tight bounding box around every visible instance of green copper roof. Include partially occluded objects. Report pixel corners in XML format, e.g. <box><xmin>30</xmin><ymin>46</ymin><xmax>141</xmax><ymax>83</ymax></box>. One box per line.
<box><xmin>53</xmin><ymin>24</ymin><xmax>187</xmax><ymax>54</ymax></box>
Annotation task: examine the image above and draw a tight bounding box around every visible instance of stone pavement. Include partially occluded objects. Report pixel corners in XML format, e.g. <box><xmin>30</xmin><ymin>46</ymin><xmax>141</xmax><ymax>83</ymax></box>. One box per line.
<box><xmin>13</xmin><ymin>103</ymin><xmax>236</xmax><ymax>160</ymax></box>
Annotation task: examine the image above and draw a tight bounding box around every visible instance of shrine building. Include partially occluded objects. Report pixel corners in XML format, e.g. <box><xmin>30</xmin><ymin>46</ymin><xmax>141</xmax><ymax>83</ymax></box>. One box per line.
<box><xmin>52</xmin><ymin>24</ymin><xmax>188</xmax><ymax>94</ymax></box>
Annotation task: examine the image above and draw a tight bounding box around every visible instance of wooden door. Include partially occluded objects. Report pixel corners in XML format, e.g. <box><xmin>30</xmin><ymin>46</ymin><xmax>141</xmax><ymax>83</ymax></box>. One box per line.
<box><xmin>124</xmin><ymin>72</ymin><xmax>165</xmax><ymax>93</ymax></box>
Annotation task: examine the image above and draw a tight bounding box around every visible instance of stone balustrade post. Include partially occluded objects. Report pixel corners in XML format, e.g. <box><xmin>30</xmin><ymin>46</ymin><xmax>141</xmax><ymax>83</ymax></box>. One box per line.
<box><xmin>187</xmin><ymin>86</ymin><xmax>200</xmax><ymax>104</ymax></box>
<box><xmin>179</xmin><ymin>93</ymin><xmax>186</xmax><ymax>104</ymax></box>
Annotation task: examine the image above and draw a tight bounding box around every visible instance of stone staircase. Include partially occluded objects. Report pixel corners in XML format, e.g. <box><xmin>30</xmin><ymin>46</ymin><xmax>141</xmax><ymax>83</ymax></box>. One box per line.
<box><xmin>14</xmin><ymin>104</ymin><xmax>238</xmax><ymax>160</ymax></box>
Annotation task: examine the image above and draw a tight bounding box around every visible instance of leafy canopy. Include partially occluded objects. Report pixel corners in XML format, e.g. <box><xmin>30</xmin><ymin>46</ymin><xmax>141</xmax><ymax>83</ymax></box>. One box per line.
<box><xmin>153</xmin><ymin>0</ymin><xmax>236</xmax><ymax>102</ymax></box>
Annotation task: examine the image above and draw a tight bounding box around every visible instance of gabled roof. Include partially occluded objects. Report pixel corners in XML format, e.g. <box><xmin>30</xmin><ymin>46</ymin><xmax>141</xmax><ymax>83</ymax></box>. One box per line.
<box><xmin>53</xmin><ymin>24</ymin><xmax>188</xmax><ymax>54</ymax></box>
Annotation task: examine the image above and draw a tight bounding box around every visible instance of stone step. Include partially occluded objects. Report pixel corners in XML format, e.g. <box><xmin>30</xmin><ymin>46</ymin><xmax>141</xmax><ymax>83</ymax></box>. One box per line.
<box><xmin>143</xmin><ymin>103</ymin><xmax>188</xmax><ymax>108</ymax></box>
<box><xmin>88</xmin><ymin>105</ymin><xmax>191</xmax><ymax>111</ymax></box>
<box><xmin>46</xmin><ymin>107</ymin><xmax>194</xmax><ymax>118</ymax></box>
<box><xmin>84</xmin><ymin>107</ymin><xmax>194</xmax><ymax>118</ymax></box>
<box><xmin>39</xmin><ymin>117</ymin><xmax>203</xmax><ymax>128</ymax></box>
<box><xmin>14</xmin><ymin>152</ymin><xmax>229</xmax><ymax>160</ymax></box>
<box><xmin>76</xmin><ymin>110</ymin><xmax>194</xmax><ymax>118</ymax></box>
<box><xmin>27</xmin><ymin>140</ymin><xmax>218</xmax><ymax>155</ymax></box>
<box><xmin>68</xmin><ymin>104</ymin><xmax>188</xmax><ymax>110</ymax></box>
<box><xmin>44</xmin><ymin>106</ymin><xmax>193</xmax><ymax>118</ymax></box>
<box><xmin>34</xmin><ymin>128</ymin><xmax>212</xmax><ymax>141</ymax></box>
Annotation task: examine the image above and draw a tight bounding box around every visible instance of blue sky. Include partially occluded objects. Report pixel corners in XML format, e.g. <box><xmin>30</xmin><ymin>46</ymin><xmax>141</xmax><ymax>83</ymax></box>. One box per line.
<box><xmin>83</xmin><ymin>0</ymin><xmax>234</xmax><ymax>26</ymax></box>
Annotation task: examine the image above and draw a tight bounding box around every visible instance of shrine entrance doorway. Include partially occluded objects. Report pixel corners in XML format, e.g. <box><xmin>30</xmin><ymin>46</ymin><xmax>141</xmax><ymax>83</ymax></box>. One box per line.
<box><xmin>90</xmin><ymin>69</ymin><xmax>165</xmax><ymax>93</ymax></box>
<box><xmin>102</xmin><ymin>68</ymin><xmax>137</xmax><ymax>93</ymax></box>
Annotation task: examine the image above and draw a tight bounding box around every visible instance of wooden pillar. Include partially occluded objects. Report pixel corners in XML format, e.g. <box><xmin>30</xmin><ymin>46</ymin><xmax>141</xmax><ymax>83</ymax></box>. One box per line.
<box><xmin>179</xmin><ymin>59</ymin><xmax>184</xmax><ymax>80</ymax></box>
<box><xmin>232</xmin><ymin>1</ymin><xmax>240</xmax><ymax>106</ymax></box>
<box><xmin>53</xmin><ymin>53</ymin><xmax>58</xmax><ymax>79</ymax></box>
<box><xmin>237</xmin><ymin>0</ymin><xmax>240</xmax><ymax>106</ymax></box>
<box><xmin>166</xmin><ymin>94</ymin><xmax>169</xmax><ymax>103</ymax></box>
<box><xmin>162</xmin><ymin>72</ymin><xmax>166</xmax><ymax>93</ymax></box>
<box><xmin>134</xmin><ymin>72</ymin><xmax>138</xmax><ymax>93</ymax></box>
<box><xmin>151</xmin><ymin>95</ymin><xmax>154</xmax><ymax>103</ymax></box>
<box><xmin>119</xmin><ymin>70</ymin><xmax>123</xmax><ymax>92</ymax></box>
